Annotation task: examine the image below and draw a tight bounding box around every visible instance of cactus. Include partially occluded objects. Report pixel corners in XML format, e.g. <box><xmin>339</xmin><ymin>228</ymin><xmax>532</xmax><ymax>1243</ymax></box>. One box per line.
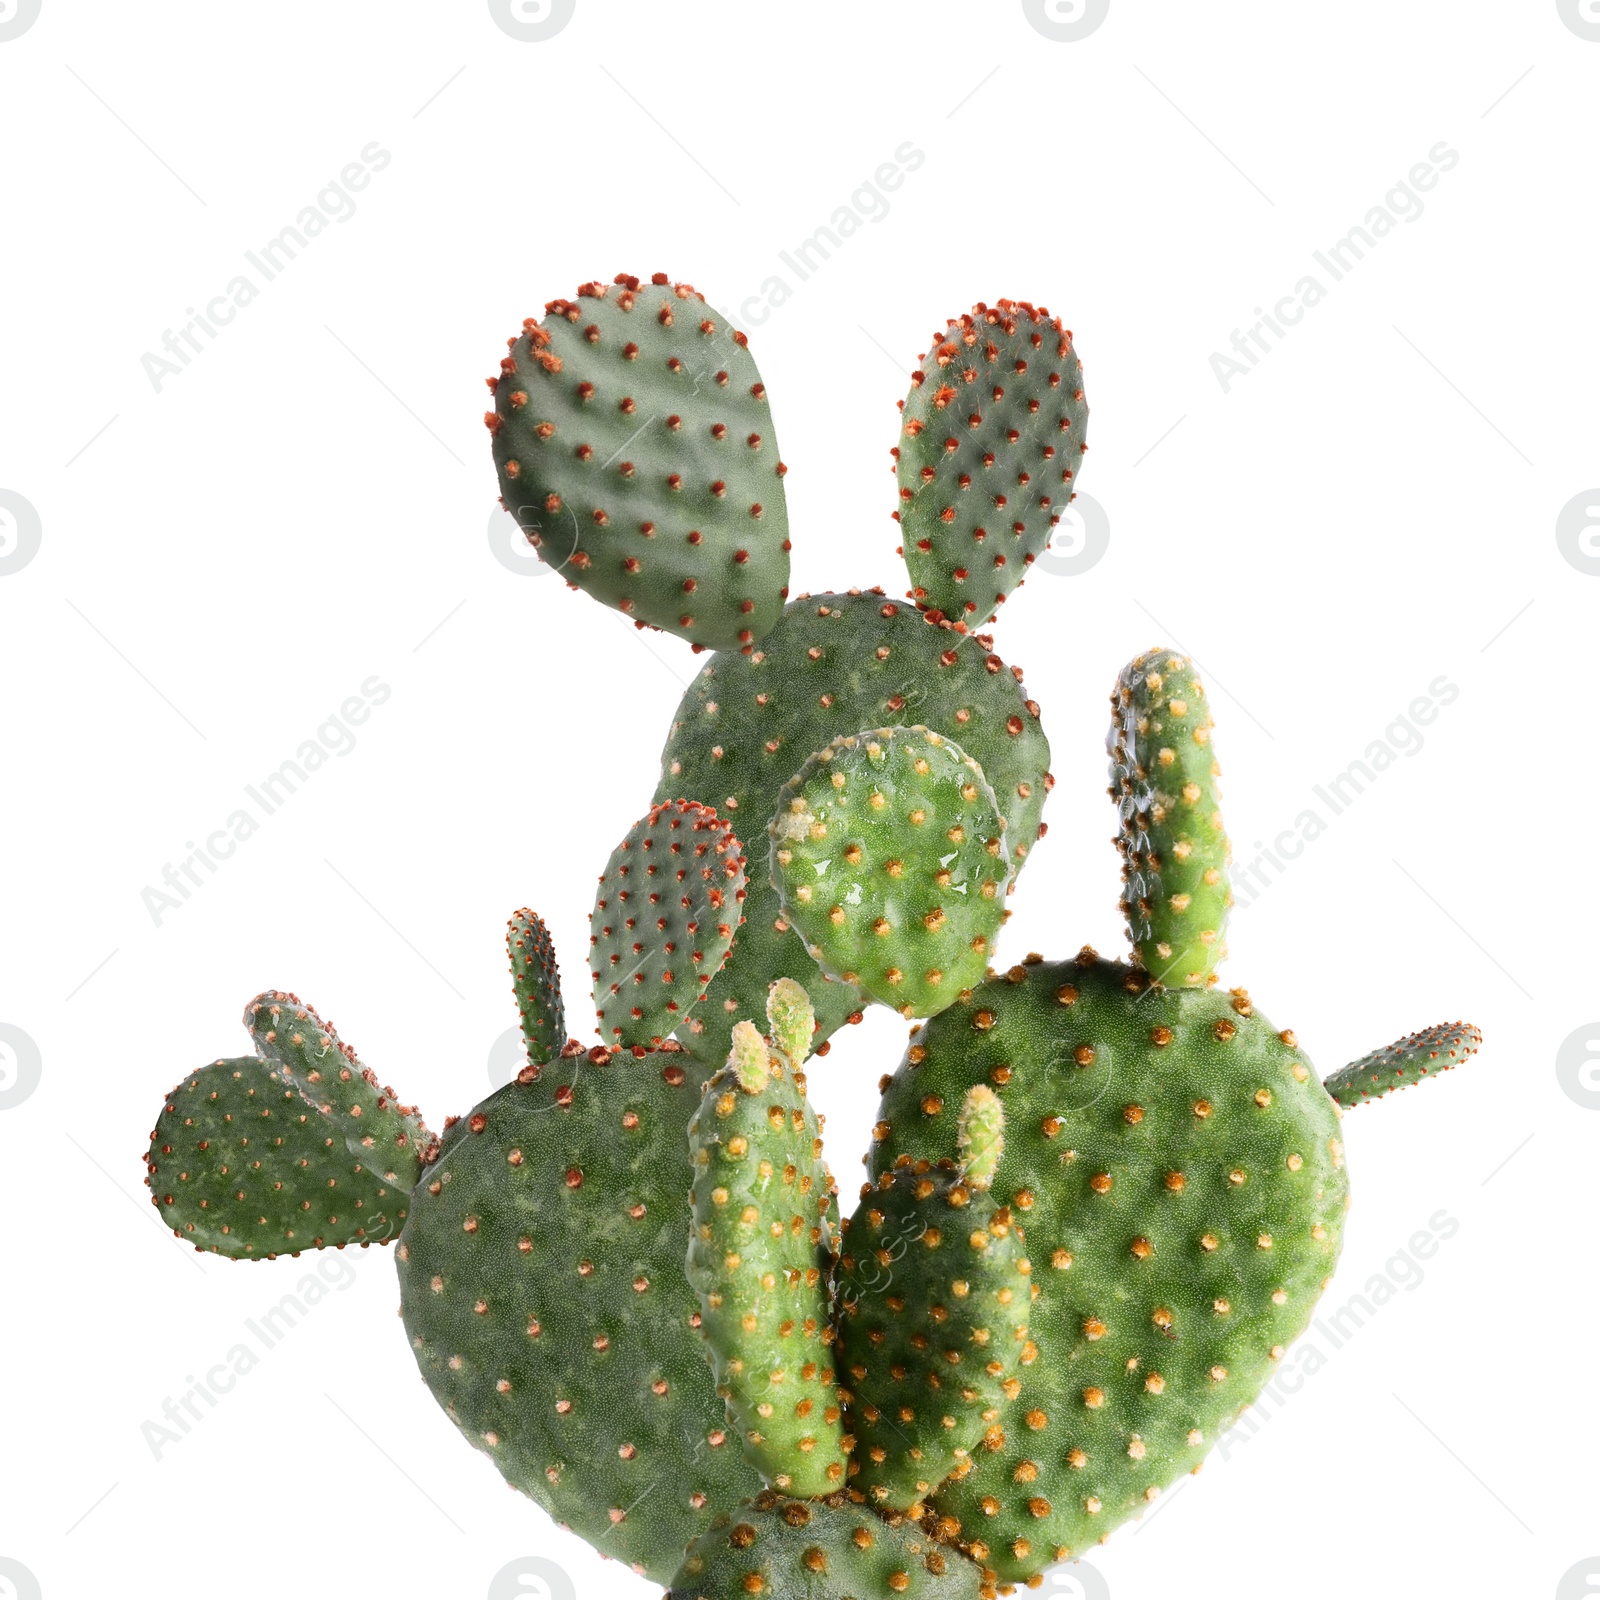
<box><xmin>145</xmin><ymin>278</ymin><xmax>1485</xmax><ymax>1598</ymax></box>
<box><xmin>591</xmin><ymin>799</ymin><xmax>747</xmax><ymax>1050</ymax></box>
<box><xmin>896</xmin><ymin>302</ymin><xmax>1089</xmax><ymax>630</ymax></box>
<box><xmin>487</xmin><ymin>274</ymin><xmax>790</xmax><ymax>651</ymax></box>
<box><xmin>770</xmin><ymin>726</ymin><xmax>1010</xmax><ymax>1018</ymax></box>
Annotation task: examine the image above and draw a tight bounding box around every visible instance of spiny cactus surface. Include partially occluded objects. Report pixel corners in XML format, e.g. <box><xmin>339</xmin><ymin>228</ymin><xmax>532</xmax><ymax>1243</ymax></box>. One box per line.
<box><xmin>655</xmin><ymin>591</ymin><xmax>1052</xmax><ymax>1062</ymax></box>
<box><xmin>146</xmin><ymin>1056</ymin><xmax>414</xmax><ymax>1257</ymax></box>
<box><xmin>869</xmin><ymin>953</ymin><xmax>1347</xmax><ymax>1582</ymax></box>
<box><xmin>1108</xmin><ymin>649</ymin><xmax>1230</xmax><ymax>988</ymax></box>
<box><xmin>897</xmin><ymin>301</ymin><xmax>1088</xmax><ymax>630</ymax></box>
<box><xmin>770</xmin><ymin>726</ymin><xmax>1009</xmax><ymax>1018</ymax></box>
<box><xmin>667</xmin><ymin>1491</ymin><xmax>988</xmax><ymax>1600</ymax></box>
<box><xmin>1324</xmin><ymin>1020</ymin><xmax>1483</xmax><ymax>1107</ymax></box>
<box><xmin>509</xmin><ymin>908</ymin><xmax>565</xmax><ymax>1069</ymax></box>
<box><xmin>487</xmin><ymin>274</ymin><xmax>790</xmax><ymax>650</ymax></box>
<box><xmin>590</xmin><ymin>799</ymin><xmax>747</xmax><ymax>1049</ymax></box>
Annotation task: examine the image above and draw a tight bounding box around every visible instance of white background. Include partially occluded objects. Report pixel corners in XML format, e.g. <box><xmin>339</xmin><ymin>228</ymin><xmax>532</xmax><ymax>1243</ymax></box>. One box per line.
<box><xmin>2</xmin><ymin>2</ymin><xmax>1597</xmax><ymax>1597</ymax></box>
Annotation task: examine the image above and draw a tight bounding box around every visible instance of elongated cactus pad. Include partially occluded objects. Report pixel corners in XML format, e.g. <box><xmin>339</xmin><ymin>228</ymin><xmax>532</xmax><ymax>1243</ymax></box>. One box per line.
<box><xmin>509</xmin><ymin>908</ymin><xmax>565</xmax><ymax>1070</ymax></box>
<box><xmin>146</xmin><ymin>1056</ymin><xmax>415</xmax><ymax>1257</ymax></box>
<box><xmin>869</xmin><ymin>952</ymin><xmax>1347</xmax><ymax>1583</ymax></box>
<box><xmin>837</xmin><ymin>1098</ymin><xmax>1032</xmax><ymax>1511</ymax></box>
<box><xmin>897</xmin><ymin>301</ymin><xmax>1088</xmax><ymax>629</ymax></box>
<box><xmin>766</xmin><ymin>976</ymin><xmax>816</xmax><ymax>1073</ymax></box>
<box><xmin>591</xmin><ymin>800</ymin><xmax>747</xmax><ymax>1049</ymax></box>
<box><xmin>656</xmin><ymin>591</ymin><xmax>1052</xmax><ymax>1062</ymax></box>
<box><xmin>667</xmin><ymin>1491</ymin><xmax>988</xmax><ymax>1600</ymax></box>
<box><xmin>487</xmin><ymin>274</ymin><xmax>791</xmax><ymax>651</ymax></box>
<box><xmin>398</xmin><ymin>1042</ymin><xmax>761</xmax><ymax>1582</ymax></box>
<box><xmin>1324</xmin><ymin>1021</ymin><xmax>1482</xmax><ymax>1107</ymax></box>
<box><xmin>244</xmin><ymin>991</ymin><xmax>432</xmax><ymax>1185</ymax></box>
<box><xmin>770</xmin><ymin>726</ymin><xmax>1009</xmax><ymax>1018</ymax></box>
<box><xmin>1108</xmin><ymin>649</ymin><xmax>1230</xmax><ymax>988</ymax></box>
<box><xmin>686</xmin><ymin>1019</ymin><xmax>848</xmax><ymax>1494</ymax></box>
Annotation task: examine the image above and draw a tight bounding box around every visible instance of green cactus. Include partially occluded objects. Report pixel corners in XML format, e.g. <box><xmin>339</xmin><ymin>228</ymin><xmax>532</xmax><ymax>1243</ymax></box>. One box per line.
<box><xmin>667</xmin><ymin>1491</ymin><xmax>988</xmax><ymax>1600</ymax></box>
<box><xmin>591</xmin><ymin>799</ymin><xmax>748</xmax><ymax>1050</ymax></box>
<box><xmin>686</xmin><ymin>997</ymin><xmax>848</xmax><ymax>1494</ymax></box>
<box><xmin>487</xmin><ymin>274</ymin><xmax>790</xmax><ymax>651</ymax></box>
<box><xmin>897</xmin><ymin>302</ymin><xmax>1089</xmax><ymax>630</ymax></box>
<box><xmin>656</xmin><ymin>590</ymin><xmax>1052</xmax><ymax>1063</ymax></box>
<box><xmin>837</xmin><ymin>1087</ymin><xmax>1033</xmax><ymax>1512</ymax></box>
<box><xmin>1108</xmin><ymin>648</ymin><xmax>1231</xmax><ymax>987</ymax></box>
<box><xmin>769</xmin><ymin>726</ymin><xmax>1010</xmax><ymax>1019</ymax></box>
<box><xmin>1324</xmin><ymin>1020</ymin><xmax>1483</xmax><ymax>1107</ymax></box>
<box><xmin>509</xmin><ymin>907</ymin><xmax>566</xmax><ymax>1070</ymax></box>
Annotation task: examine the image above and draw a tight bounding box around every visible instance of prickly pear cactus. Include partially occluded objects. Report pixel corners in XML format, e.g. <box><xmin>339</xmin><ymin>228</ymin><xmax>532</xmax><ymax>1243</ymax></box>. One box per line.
<box><xmin>509</xmin><ymin>908</ymin><xmax>565</xmax><ymax>1069</ymax></box>
<box><xmin>487</xmin><ymin>274</ymin><xmax>790</xmax><ymax>650</ymax></box>
<box><xmin>1324</xmin><ymin>1021</ymin><xmax>1483</xmax><ymax>1107</ymax></box>
<box><xmin>591</xmin><ymin>799</ymin><xmax>747</xmax><ymax>1050</ymax></box>
<box><xmin>869</xmin><ymin>953</ymin><xmax>1348</xmax><ymax>1582</ymax></box>
<box><xmin>770</xmin><ymin>726</ymin><xmax>1010</xmax><ymax>1018</ymax></box>
<box><xmin>667</xmin><ymin>1491</ymin><xmax>988</xmax><ymax>1600</ymax></box>
<box><xmin>656</xmin><ymin>591</ymin><xmax>1052</xmax><ymax>1062</ymax></box>
<box><xmin>897</xmin><ymin>301</ymin><xmax>1088</xmax><ymax>630</ymax></box>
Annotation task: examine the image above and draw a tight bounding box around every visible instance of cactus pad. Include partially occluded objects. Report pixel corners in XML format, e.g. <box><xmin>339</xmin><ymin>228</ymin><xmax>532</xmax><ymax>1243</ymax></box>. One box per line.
<box><xmin>869</xmin><ymin>953</ymin><xmax>1347</xmax><ymax>1582</ymax></box>
<box><xmin>655</xmin><ymin>591</ymin><xmax>1052</xmax><ymax>1061</ymax></box>
<box><xmin>146</xmin><ymin>1056</ymin><xmax>414</xmax><ymax>1257</ymax></box>
<box><xmin>509</xmin><ymin>908</ymin><xmax>565</xmax><ymax>1070</ymax></box>
<box><xmin>896</xmin><ymin>302</ymin><xmax>1088</xmax><ymax>629</ymax></box>
<box><xmin>687</xmin><ymin>1020</ymin><xmax>848</xmax><ymax>1494</ymax></box>
<box><xmin>1324</xmin><ymin>1021</ymin><xmax>1483</xmax><ymax>1108</ymax></box>
<box><xmin>1108</xmin><ymin>649</ymin><xmax>1231</xmax><ymax>988</ymax></box>
<box><xmin>591</xmin><ymin>800</ymin><xmax>747</xmax><ymax>1049</ymax></box>
<box><xmin>770</xmin><ymin>726</ymin><xmax>1009</xmax><ymax>1018</ymax></box>
<box><xmin>397</xmin><ymin>1042</ymin><xmax>761</xmax><ymax>1582</ymax></box>
<box><xmin>487</xmin><ymin>274</ymin><xmax>791</xmax><ymax>651</ymax></box>
<box><xmin>667</xmin><ymin>1491</ymin><xmax>988</xmax><ymax>1600</ymax></box>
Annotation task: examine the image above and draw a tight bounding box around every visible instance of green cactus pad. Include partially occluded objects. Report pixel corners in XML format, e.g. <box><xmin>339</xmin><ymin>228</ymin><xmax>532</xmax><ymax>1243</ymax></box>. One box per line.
<box><xmin>687</xmin><ymin>1022</ymin><xmax>848</xmax><ymax>1494</ymax></box>
<box><xmin>769</xmin><ymin>726</ymin><xmax>1009</xmax><ymax>1018</ymax></box>
<box><xmin>397</xmin><ymin>1042</ymin><xmax>761</xmax><ymax>1582</ymax></box>
<box><xmin>591</xmin><ymin>800</ymin><xmax>747</xmax><ymax>1050</ymax></box>
<box><xmin>837</xmin><ymin>1167</ymin><xmax>1032</xmax><ymax>1510</ymax></box>
<box><xmin>1108</xmin><ymin>649</ymin><xmax>1231</xmax><ymax>988</ymax></box>
<box><xmin>655</xmin><ymin>591</ymin><xmax>1052</xmax><ymax>1063</ymax></box>
<box><xmin>1324</xmin><ymin>1021</ymin><xmax>1482</xmax><ymax>1108</ymax></box>
<box><xmin>868</xmin><ymin>952</ymin><xmax>1347</xmax><ymax>1583</ymax></box>
<box><xmin>766</xmin><ymin>977</ymin><xmax>816</xmax><ymax>1073</ymax></box>
<box><xmin>145</xmin><ymin>1056</ymin><xmax>415</xmax><ymax>1258</ymax></box>
<box><xmin>667</xmin><ymin>1491</ymin><xmax>988</xmax><ymax>1600</ymax></box>
<box><xmin>896</xmin><ymin>302</ymin><xmax>1088</xmax><ymax>630</ymax></box>
<box><xmin>509</xmin><ymin>908</ymin><xmax>566</xmax><ymax>1071</ymax></box>
<box><xmin>243</xmin><ymin>991</ymin><xmax>432</xmax><ymax>1185</ymax></box>
<box><xmin>487</xmin><ymin>274</ymin><xmax>791</xmax><ymax>651</ymax></box>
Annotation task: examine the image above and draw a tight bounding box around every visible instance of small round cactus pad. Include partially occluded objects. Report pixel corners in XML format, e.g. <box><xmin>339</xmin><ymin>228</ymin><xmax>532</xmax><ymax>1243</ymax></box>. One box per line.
<box><xmin>897</xmin><ymin>300</ymin><xmax>1088</xmax><ymax>629</ymax></box>
<box><xmin>487</xmin><ymin>274</ymin><xmax>790</xmax><ymax>650</ymax></box>
<box><xmin>770</xmin><ymin>725</ymin><xmax>1009</xmax><ymax>1017</ymax></box>
<box><xmin>870</xmin><ymin>952</ymin><xmax>1348</xmax><ymax>1583</ymax></box>
<box><xmin>667</xmin><ymin>1492</ymin><xmax>989</xmax><ymax>1600</ymax></box>
<box><xmin>590</xmin><ymin>799</ymin><xmax>747</xmax><ymax>1049</ymax></box>
<box><xmin>655</xmin><ymin>591</ymin><xmax>1051</xmax><ymax>1062</ymax></box>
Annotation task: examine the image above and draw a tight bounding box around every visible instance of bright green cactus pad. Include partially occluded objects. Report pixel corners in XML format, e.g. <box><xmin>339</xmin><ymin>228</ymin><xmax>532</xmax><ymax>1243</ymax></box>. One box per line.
<box><xmin>591</xmin><ymin>800</ymin><xmax>747</xmax><ymax>1050</ymax></box>
<box><xmin>487</xmin><ymin>274</ymin><xmax>791</xmax><ymax>651</ymax></box>
<box><xmin>1108</xmin><ymin>649</ymin><xmax>1231</xmax><ymax>988</ymax></box>
<box><xmin>397</xmin><ymin>1042</ymin><xmax>761</xmax><ymax>1582</ymax></box>
<box><xmin>897</xmin><ymin>301</ymin><xmax>1088</xmax><ymax>629</ymax></box>
<box><xmin>243</xmin><ymin>991</ymin><xmax>431</xmax><ymax>1186</ymax></box>
<box><xmin>667</xmin><ymin>1491</ymin><xmax>988</xmax><ymax>1600</ymax></box>
<box><xmin>868</xmin><ymin>953</ymin><xmax>1348</xmax><ymax>1583</ymax></box>
<box><xmin>146</xmin><ymin>1055</ymin><xmax>415</xmax><ymax>1257</ymax></box>
<box><xmin>509</xmin><ymin>908</ymin><xmax>566</xmax><ymax>1069</ymax></box>
<box><xmin>769</xmin><ymin>726</ymin><xmax>1009</xmax><ymax>1018</ymax></box>
<box><xmin>837</xmin><ymin>1167</ymin><xmax>1032</xmax><ymax>1510</ymax></box>
<box><xmin>655</xmin><ymin>591</ymin><xmax>1052</xmax><ymax>1062</ymax></box>
<box><xmin>687</xmin><ymin>1023</ymin><xmax>848</xmax><ymax>1494</ymax></box>
<box><xmin>1324</xmin><ymin>1021</ymin><xmax>1482</xmax><ymax>1108</ymax></box>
